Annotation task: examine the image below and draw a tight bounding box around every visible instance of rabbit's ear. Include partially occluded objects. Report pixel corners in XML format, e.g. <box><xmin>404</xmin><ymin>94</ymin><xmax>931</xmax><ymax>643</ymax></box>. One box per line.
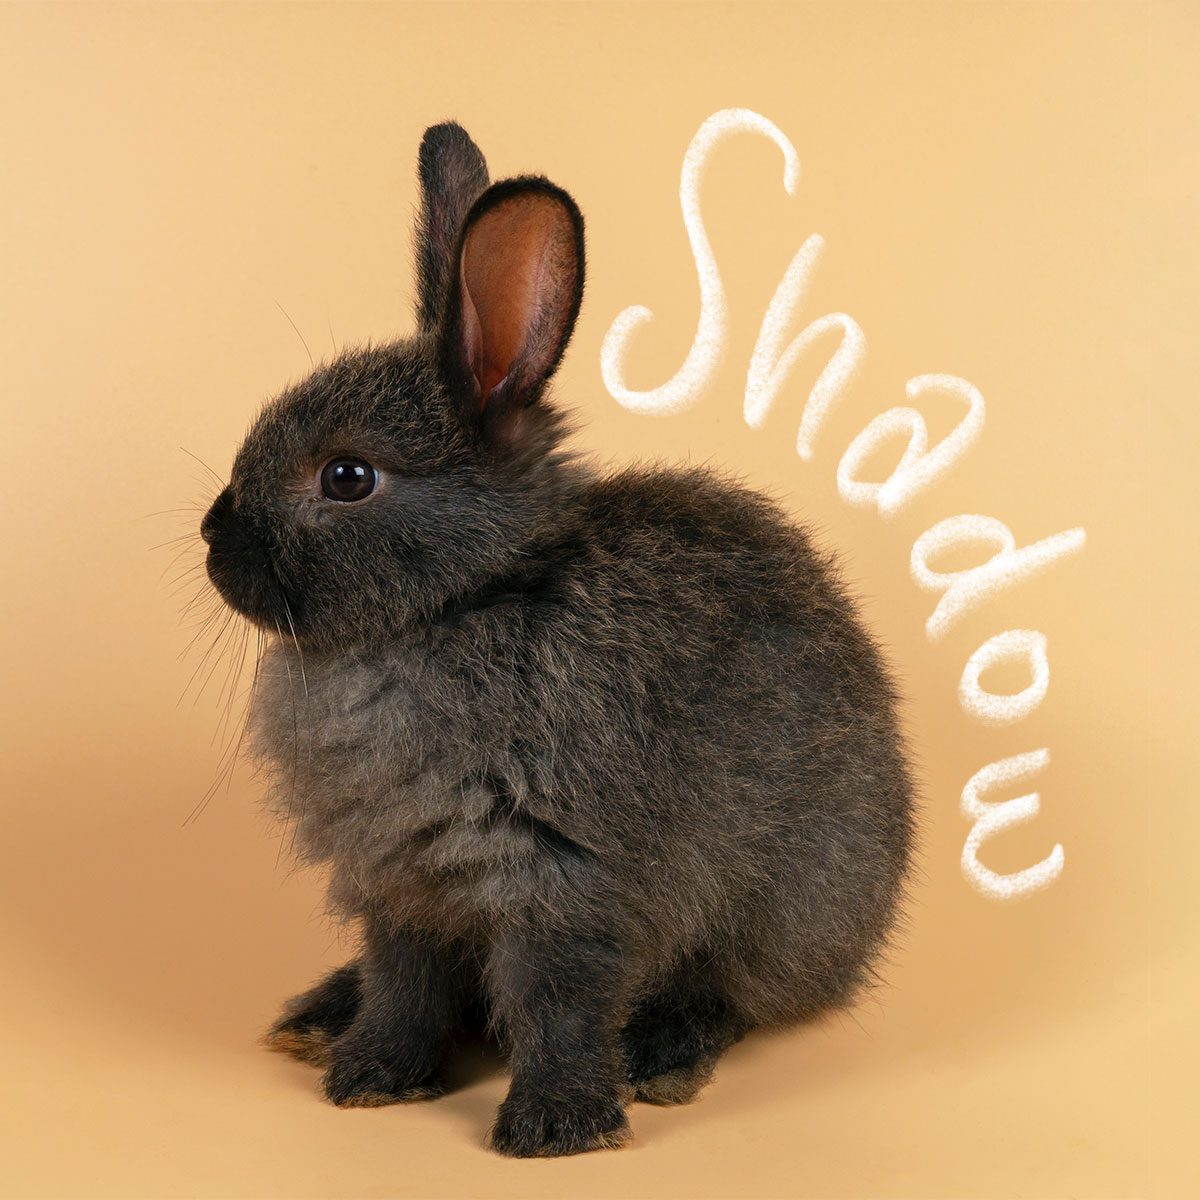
<box><xmin>415</xmin><ymin>122</ymin><xmax>490</xmax><ymax>332</ymax></box>
<box><xmin>439</xmin><ymin>176</ymin><xmax>585</xmax><ymax>444</ymax></box>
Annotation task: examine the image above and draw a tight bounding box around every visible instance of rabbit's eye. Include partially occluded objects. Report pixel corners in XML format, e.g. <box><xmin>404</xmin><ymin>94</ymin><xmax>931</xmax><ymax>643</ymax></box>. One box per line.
<box><xmin>320</xmin><ymin>458</ymin><xmax>377</xmax><ymax>503</ymax></box>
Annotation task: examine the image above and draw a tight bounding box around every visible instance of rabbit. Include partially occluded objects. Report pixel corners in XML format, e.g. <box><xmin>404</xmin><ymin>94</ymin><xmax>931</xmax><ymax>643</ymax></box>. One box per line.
<box><xmin>199</xmin><ymin>120</ymin><xmax>915</xmax><ymax>1158</ymax></box>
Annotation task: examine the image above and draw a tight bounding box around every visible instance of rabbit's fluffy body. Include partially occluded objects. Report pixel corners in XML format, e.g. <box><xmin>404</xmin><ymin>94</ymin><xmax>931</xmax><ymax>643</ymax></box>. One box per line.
<box><xmin>253</xmin><ymin>450</ymin><xmax>909</xmax><ymax>1026</ymax></box>
<box><xmin>204</xmin><ymin>124</ymin><xmax>914</xmax><ymax>1156</ymax></box>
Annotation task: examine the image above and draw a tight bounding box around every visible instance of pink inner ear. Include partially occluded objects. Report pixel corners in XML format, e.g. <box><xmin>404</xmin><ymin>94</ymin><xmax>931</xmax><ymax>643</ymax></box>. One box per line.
<box><xmin>460</xmin><ymin>196</ymin><xmax>558</xmax><ymax>405</ymax></box>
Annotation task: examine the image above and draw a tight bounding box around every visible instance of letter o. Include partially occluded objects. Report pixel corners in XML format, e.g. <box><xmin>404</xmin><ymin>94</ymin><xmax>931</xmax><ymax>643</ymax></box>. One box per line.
<box><xmin>959</xmin><ymin>629</ymin><xmax>1050</xmax><ymax>725</ymax></box>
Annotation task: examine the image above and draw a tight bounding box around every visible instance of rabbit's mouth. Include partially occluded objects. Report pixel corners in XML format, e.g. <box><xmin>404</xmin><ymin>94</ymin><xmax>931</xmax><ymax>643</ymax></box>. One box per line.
<box><xmin>202</xmin><ymin>486</ymin><xmax>298</xmax><ymax>633</ymax></box>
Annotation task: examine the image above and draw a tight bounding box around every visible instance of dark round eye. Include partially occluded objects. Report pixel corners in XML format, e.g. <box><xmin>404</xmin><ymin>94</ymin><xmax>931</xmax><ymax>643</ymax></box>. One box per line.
<box><xmin>320</xmin><ymin>458</ymin><xmax>377</xmax><ymax>503</ymax></box>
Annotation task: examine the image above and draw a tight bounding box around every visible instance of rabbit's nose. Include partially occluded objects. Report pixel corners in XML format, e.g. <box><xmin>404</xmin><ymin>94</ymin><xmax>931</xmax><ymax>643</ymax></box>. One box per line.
<box><xmin>201</xmin><ymin>486</ymin><xmax>233</xmax><ymax>545</ymax></box>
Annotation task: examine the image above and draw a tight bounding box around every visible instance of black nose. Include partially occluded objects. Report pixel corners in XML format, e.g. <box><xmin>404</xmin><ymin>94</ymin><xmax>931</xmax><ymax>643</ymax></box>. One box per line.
<box><xmin>201</xmin><ymin>486</ymin><xmax>233</xmax><ymax>545</ymax></box>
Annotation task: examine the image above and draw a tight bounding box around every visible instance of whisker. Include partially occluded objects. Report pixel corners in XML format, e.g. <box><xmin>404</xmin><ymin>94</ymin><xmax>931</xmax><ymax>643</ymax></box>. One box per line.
<box><xmin>272</xmin><ymin>617</ymin><xmax>301</xmax><ymax>869</ymax></box>
<box><xmin>281</xmin><ymin>598</ymin><xmax>314</xmax><ymax>830</ymax></box>
<box><xmin>179</xmin><ymin>580</ymin><xmax>220</xmax><ymax>625</ymax></box>
<box><xmin>183</xmin><ymin>620</ymin><xmax>262</xmax><ymax>828</ymax></box>
<box><xmin>274</xmin><ymin>299</ymin><xmax>315</xmax><ymax>369</ymax></box>
<box><xmin>167</xmin><ymin>573</ymin><xmax>210</xmax><ymax>602</ymax></box>
<box><xmin>142</xmin><ymin>505</ymin><xmax>209</xmax><ymax>520</ymax></box>
<box><xmin>164</xmin><ymin>559</ymin><xmax>206</xmax><ymax>590</ymax></box>
<box><xmin>178</xmin><ymin>609</ymin><xmax>233</xmax><ymax>703</ymax></box>
<box><xmin>212</xmin><ymin>620</ymin><xmax>250</xmax><ymax>748</ymax></box>
<box><xmin>193</xmin><ymin>616</ymin><xmax>242</xmax><ymax>707</ymax></box>
<box><xmin>162</xmin><ymin>551</ymin><xmax>204</xmax><ymax>585</ymax></box>
<box><xmin>180</xmin><ymin>446</ymin><xmax>226</xmax><ymax>490</ymax></box>
<box><xmin>177</xmin><ymin>601</ymin><xmax>225</xmax><ymax>665</ymax></box>
<box><xmin>179</xmin><ymin>585</ymin><xmax>223</xmax><ymax>640</ymax></box>
<box><xmin>220</xmin><ymin>631</ymin><xmax>264</xmax><ymax>794</ymax></box>
<box><xmin>163</xmin><ymin>482</ymin><xmax>259</xmax><ymax>829</ymax></box>
<box><xmin>151</xmin><ymin>532</ymin><xmax>204</xmax><ymax>553</ymax></box>
<box><xmin>282</xmin><ymin>599</ymin><xmax>308</xmax><ymax>701</ymax></box>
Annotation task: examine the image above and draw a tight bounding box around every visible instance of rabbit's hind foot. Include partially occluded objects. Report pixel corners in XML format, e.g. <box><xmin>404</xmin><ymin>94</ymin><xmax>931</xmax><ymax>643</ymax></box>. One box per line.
<box><xmin>263</xmin><ymin>962</ymin><xmax>362</xmax><ymax>1068</ymax></box>
<box><xmin>621</xmin><ymin>977</ymin><xmax>744</xmax><ymax>1106</ymax></box>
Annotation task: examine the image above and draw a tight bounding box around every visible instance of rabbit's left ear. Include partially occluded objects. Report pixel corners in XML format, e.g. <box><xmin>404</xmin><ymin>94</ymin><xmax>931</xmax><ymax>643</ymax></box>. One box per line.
<box><xmin>415</xmin><ymin>122</ymin><xmax>490</xmax><ymax>332</ymax></box>
<box><xmin>439</xmin><ymin>176</ymin><xmax>585</xmax><ymax>444</ymax></box>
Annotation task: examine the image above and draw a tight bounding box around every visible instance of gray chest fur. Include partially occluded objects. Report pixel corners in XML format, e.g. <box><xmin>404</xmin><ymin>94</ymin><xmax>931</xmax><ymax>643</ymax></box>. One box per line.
<box><xmin>248</xmin><ymin>641</ymin><xmax>571</xmax><ymax>932</ymax></box>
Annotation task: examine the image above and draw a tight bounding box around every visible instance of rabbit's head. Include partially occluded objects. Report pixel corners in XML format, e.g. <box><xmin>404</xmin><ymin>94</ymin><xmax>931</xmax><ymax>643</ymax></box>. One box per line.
<box><xmin>200</xmin><ymin>124</ymin><xmax>585</xmax><ymax>649</ymax></box>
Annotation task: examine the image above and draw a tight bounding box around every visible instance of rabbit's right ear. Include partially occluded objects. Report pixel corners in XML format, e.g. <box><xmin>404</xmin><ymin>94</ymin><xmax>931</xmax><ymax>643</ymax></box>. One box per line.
<box><xmin>414</xmin><ymin>122</ymin><xmax>490</xmax><ymax>331</ymax></box>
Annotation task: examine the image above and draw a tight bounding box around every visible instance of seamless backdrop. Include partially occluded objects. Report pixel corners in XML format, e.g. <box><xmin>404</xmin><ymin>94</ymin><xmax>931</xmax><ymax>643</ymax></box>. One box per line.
<box><xmin>1</xmin><ymin>3</ymin><xmax>1196</xmax><ymax>1199</ymax></box>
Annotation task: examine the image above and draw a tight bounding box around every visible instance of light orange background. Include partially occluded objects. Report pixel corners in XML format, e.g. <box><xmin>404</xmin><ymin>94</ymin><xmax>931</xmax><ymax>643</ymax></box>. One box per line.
<box><xmin>1</xmin><ymin>3</ymin><xmax>1195</xmax><ymax>1198</ymax></box>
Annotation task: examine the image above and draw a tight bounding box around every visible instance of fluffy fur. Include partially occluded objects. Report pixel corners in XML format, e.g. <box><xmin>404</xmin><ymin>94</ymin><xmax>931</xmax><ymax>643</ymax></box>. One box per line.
<box><xmin>202</xmin><ymin>122</ymin><xmax>915</xmax><ymax>1157</ymax></box>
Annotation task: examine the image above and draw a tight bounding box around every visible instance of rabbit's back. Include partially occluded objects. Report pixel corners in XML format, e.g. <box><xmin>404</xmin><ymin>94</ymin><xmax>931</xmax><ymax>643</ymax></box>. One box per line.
<box><xmin>549</xmin><ymin>465</ymin><xmax>914</xmax><ymax>1020</ymax></box>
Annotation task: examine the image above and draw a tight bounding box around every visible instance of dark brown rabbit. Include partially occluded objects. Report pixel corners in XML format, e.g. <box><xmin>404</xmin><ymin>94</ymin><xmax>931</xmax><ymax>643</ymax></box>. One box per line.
<box><xmin>200</xmin><ymin>122</ymin><xmax>914</xmax><ymax>1157</ymax></box>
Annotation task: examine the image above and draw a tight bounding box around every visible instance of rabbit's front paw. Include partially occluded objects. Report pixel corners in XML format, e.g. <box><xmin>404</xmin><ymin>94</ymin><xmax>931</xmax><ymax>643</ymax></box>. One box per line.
<box><xmin>489</xmin><ymin>1091</ymin><xmax>630</xmax><ymax>1157</ymax></box>
<box><xmin>265</xmin><ymin>1019</ymin><xmax>335</xmax><ymax>1068</ymax></box>
<box><xmin>263</xmin><ymin>963</ymin><xmax>362</xmax><ymax>1068</ymax></box>
<box><xmin>322</xmin><ymin>1036</ymin><xmax>444</xmax><ymax>1108</ymax></box>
